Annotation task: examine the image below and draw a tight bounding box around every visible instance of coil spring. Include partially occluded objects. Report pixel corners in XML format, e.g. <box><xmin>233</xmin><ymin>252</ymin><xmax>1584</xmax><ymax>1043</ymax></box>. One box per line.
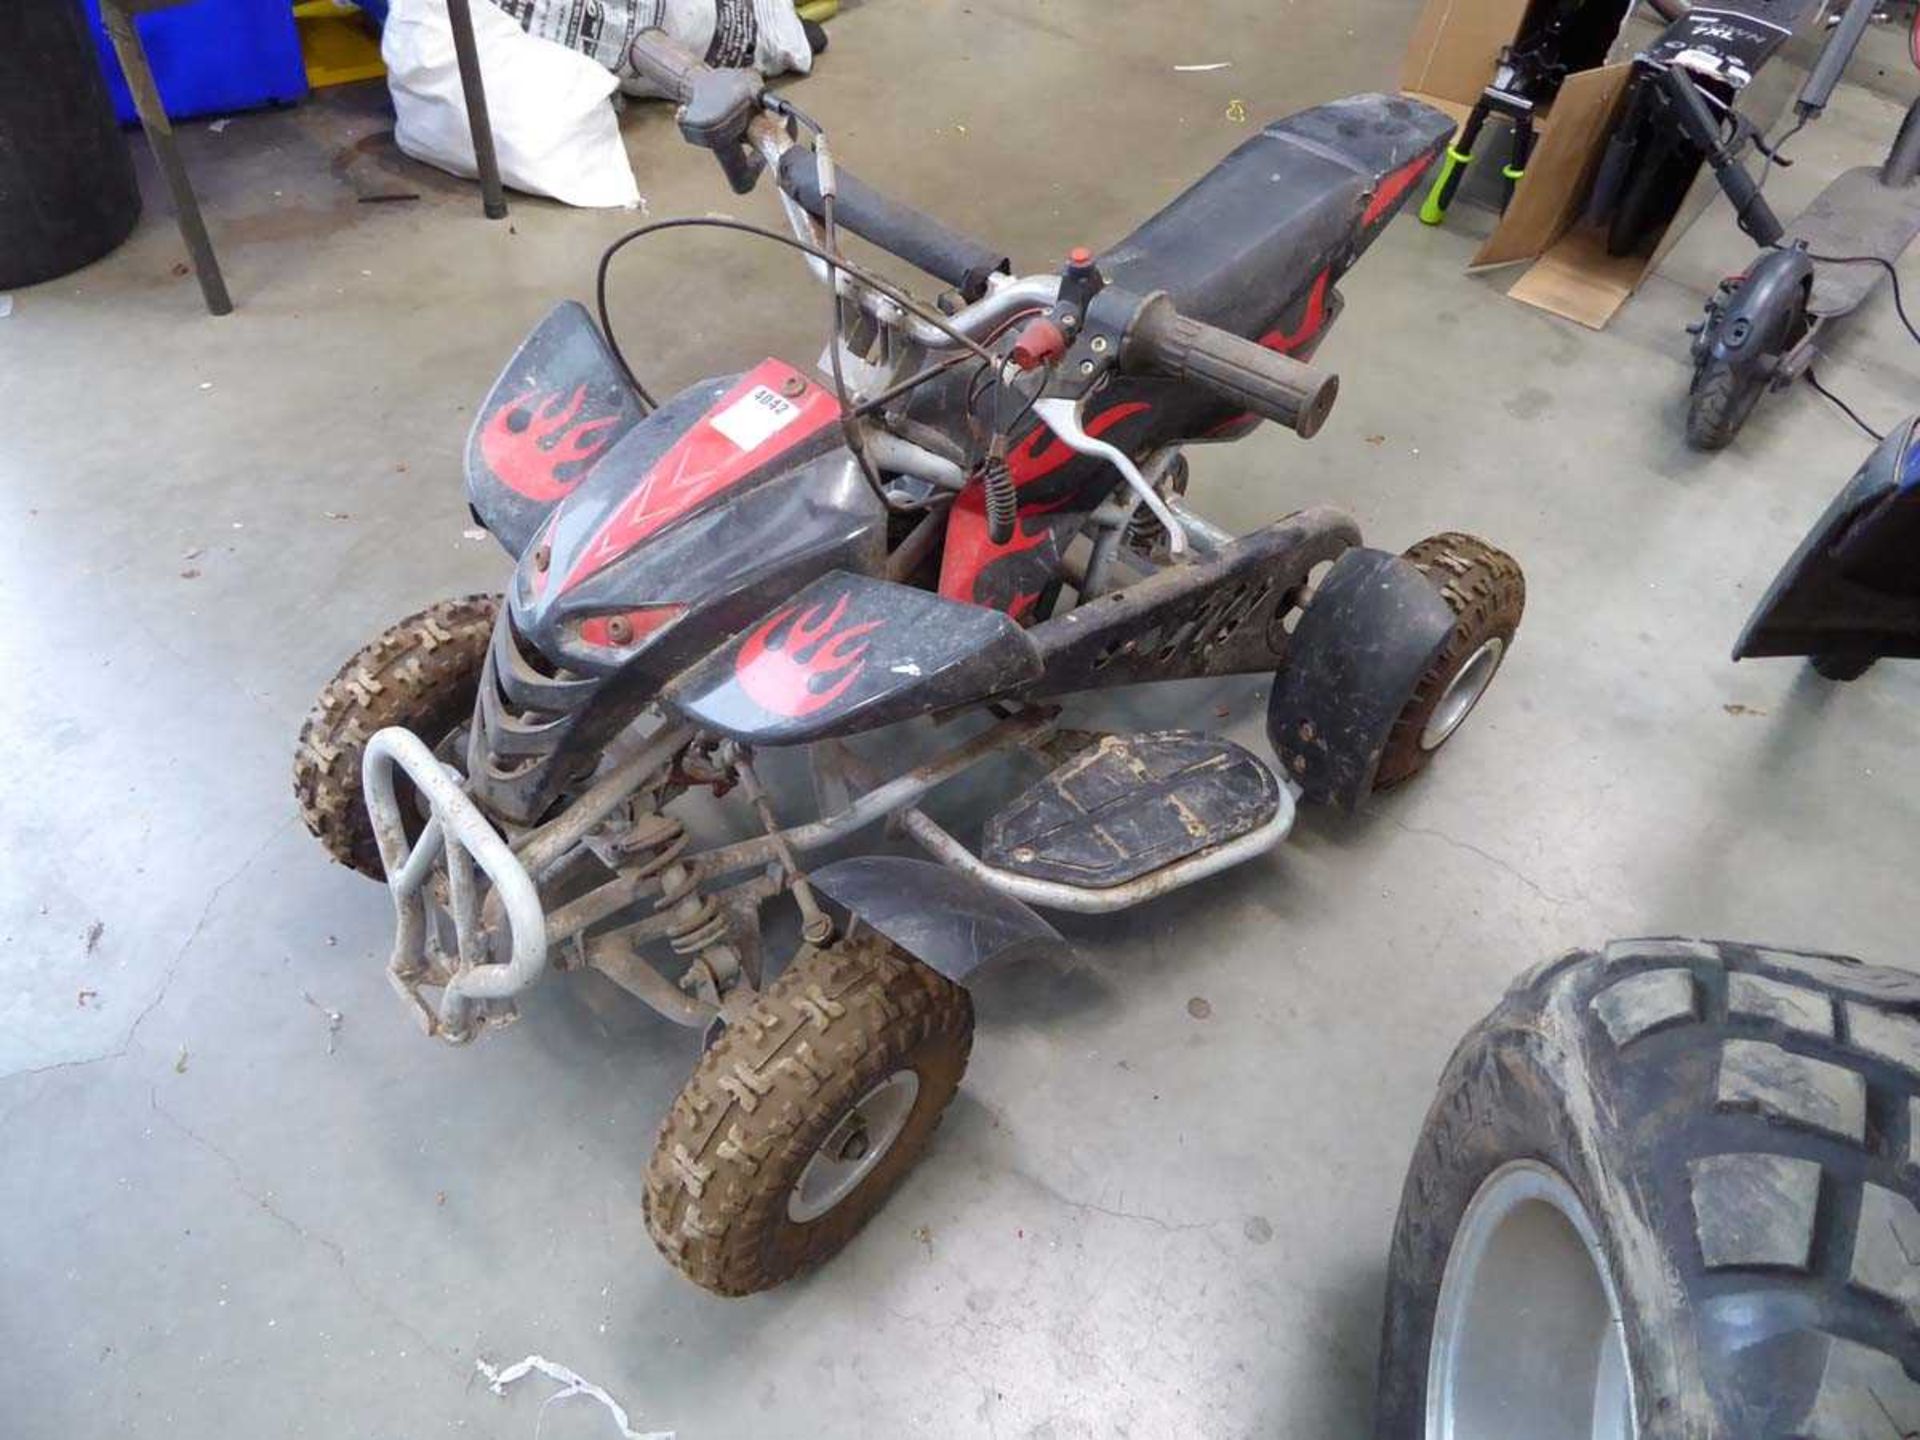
<box><xmin>982</xmin><ymin>456</ymin><xmax>1018</xmax><ymax>545</ymax></box>
<box><xmin>617</xmin><ymin>812</ymin><xmax>730</xmax><ymax>956</ymax></box>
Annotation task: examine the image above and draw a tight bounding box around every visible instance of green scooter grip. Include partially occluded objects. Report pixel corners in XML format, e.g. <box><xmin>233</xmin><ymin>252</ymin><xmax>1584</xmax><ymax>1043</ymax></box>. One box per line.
<box><xmin>1418</xmin><ymin>147</ymin><xmax>1471</xmax><ymax>225</ymax></box>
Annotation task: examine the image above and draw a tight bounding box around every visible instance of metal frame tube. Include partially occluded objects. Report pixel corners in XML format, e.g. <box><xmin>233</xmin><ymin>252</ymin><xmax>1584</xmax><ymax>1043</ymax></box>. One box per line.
<box><xmin>896</xmin><ymin>795</ymin><xmax>1296</xmax><ymax>914</ymax></box>
<box><xmin>363</xmin><ymin>728</ymin><xmax>548</xmax><ymax>1038</ymax></box>
<box><xmin>444</xmin><ymin>0</ymin><xmax>508</xmax><ymax>219</ymax></box>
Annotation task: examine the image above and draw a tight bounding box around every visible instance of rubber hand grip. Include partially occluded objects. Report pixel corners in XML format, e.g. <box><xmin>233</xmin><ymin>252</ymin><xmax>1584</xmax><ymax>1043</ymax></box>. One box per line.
<box><xmin>1124</xmin><ymin>295</ymin><xmax>1338</xmax><ymax>438</ymax></box>
<box><xmin>628</xmin><ymin>28</ymin><xmax>707</xmax><ymax>103</ymax></box>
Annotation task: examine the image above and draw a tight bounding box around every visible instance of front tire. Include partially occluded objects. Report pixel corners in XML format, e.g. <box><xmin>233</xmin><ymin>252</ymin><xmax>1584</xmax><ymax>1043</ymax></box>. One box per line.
<box><xmin>1376</xmin><ymin>938</ymin><xmax>1920</xmax><ymax>1438</ymax></box>
<box><xmin>644</xmin><ymin>934</ymin><xmax>973</xmax><ymax>1296</ymax></box>
<box><xmin>1373</xmin><ymin>533</ymin><xmax>1525</xmax><ymax>790</ymax></box>
<box><xmin>1687</xmin><ymin>358</ymin><xmax>1769</xmax><ymax>451</ymax></box>
<box><xmin>292</xmin><ymin>594</ymin><xmax>498</xmax><ymax>879</ymax></box>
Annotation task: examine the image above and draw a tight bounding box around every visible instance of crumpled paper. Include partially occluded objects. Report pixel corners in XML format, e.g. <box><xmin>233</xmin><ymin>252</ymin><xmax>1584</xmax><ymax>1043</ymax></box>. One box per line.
<box><xmin>475</xmin><ymin>1354</ymin><xmax>674</xmax><ymax>1440</ymax></box>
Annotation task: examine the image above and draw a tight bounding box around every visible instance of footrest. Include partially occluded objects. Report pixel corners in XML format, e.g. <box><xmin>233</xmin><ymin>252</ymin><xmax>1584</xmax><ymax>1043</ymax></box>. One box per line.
<box><xmin>1795</xmin><ymin>167</ymin><xmax>1920</xmax><ymax>316</ymax></box>
<box><xmin>982</xmin><ymin>731</ymin><xmax>1281</xmax><ymax>888</ymax></box>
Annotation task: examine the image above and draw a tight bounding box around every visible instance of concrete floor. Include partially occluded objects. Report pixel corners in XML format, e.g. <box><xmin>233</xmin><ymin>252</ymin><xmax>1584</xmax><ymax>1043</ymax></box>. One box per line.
<box><xmin>5</xmin><ymin>2</ymin><xmax>1919</xmax><ymax>1435</ymax></box>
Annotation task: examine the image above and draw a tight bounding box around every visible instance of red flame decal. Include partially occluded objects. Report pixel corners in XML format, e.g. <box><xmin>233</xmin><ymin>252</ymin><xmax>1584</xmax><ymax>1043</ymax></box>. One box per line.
<box><xmin>734</xmin><ymin>596</ymin><xmax>882</xmax><ymax>718</ymax></box>
<box><xmin>1361</xmin><ymin>151</ymin><xmax>1436</xmax><ymax>228</ymax></box>
<box><xmin>480</xmin><ymin>385</ymin><xmax>621</xmax><ymax>502</ymax></box>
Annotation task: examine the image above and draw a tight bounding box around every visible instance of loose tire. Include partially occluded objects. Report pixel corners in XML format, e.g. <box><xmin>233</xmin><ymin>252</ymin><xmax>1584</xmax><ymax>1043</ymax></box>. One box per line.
<box><xmin>292</xmin><ymin>595</ymin><xmax>499</xmax><ymax>879</ymax></box>
<box><xmin>644</xmin><ymin>934</ymin><xmax>973</xmax><ymax>1296</ymax></box>
<box><xmin>1373</xmin><ymin>533</ymin><xmax>1525</xmax><ymax>790</ymax></box>
<box><xmin>1606</xmin><ymin>135</ymin><xmax>1693</xmax><ymax>258</ymax></box>
<box><xmin>1377</xmin><ymin>938</ymin><xmax>1920</xmax><ymax>1439</ymax></box>
<box><xmin>1687</xmin><ymin>358</ymin><xmax>1769</xmax><ymax>451</ymax></box>
<box><xmin>1811</xmin><ymin>651</ymin><xmax>1877</xmax><ymax>683</ymax></box>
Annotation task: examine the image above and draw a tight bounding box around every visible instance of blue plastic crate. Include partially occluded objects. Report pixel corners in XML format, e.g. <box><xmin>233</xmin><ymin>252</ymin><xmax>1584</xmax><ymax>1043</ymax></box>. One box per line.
<box><xmin>84</xmin><ymin>0</ymin><xmax>309</xmax><ymax>125</ymax></box>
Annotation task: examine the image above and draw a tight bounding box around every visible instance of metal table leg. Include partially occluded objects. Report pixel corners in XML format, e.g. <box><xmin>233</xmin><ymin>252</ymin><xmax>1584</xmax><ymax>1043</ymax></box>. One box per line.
<box><xmin>100</xmin><ymin>0</ymin><xmax>233</xmax><ymax>315</ymax></box>
<box><xmin>444</xmin><ymin>0</ymin><xmax>508</xmax><ymax>219</ymax></box>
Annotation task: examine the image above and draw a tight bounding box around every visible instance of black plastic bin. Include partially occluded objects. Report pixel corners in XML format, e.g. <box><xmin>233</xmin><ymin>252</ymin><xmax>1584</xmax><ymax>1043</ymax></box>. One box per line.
<box><xmin>1</xmin><ymin>0</ymin><xmax>141</xmax><ymax>289</ymax></box>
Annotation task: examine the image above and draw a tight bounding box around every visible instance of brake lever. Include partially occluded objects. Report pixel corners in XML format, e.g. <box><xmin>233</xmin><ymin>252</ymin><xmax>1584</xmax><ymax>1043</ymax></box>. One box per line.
<box><xmin>1031</xmin><ymin>395</ymin><xmax>1189</xmax><ymax>557</ymax></box>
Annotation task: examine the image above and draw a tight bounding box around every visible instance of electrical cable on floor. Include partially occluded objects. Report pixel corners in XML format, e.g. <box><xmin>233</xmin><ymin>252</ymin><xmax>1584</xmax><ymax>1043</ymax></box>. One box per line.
<box><xmin>1806</xmin><ymin>364</ymin><xmax>1884</xmax><ymax>440</ymax></box>
<box><xmin>1762</xmin><ymin>247</ymin><xmax>1920</xmax><ymax>438</ymax></box>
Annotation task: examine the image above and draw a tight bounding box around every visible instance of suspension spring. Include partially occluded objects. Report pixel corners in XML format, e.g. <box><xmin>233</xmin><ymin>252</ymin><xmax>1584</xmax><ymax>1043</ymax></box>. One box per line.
<box><xmin>982</xmin><ymin>454</ymin><xmax>1018</xmax><ymax>546</ymax></box>
<box><xmin>612</xmin><ymin>812</ymin><xmax>730</xmax><ymax>957</ymax></box>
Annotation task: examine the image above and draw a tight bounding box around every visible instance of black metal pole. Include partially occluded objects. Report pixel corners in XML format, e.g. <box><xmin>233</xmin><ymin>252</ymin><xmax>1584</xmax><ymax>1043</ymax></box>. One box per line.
<box><xmin>444</xmin><ymin>0</ymin><xmax>508</xmax><ymax>219</ymax></box>
<box><xmin>102</xmin><ymin>1</ymin><xmax>233</xmax><ymax>314</ymax></box>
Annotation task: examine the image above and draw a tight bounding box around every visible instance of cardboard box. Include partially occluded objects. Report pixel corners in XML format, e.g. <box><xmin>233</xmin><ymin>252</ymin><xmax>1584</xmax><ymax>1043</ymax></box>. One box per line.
<box><xmin>1402</xmin><ymin>0</ymin><xmax>1803</xmax><ymax>328</ymax></box>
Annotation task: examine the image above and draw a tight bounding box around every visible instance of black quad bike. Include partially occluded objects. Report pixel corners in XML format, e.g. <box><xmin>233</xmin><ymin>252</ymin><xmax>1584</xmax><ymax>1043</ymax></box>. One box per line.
<box><xmin>293</xmin><ymin>31</ymin><xmax>1526</xmax><ymax>1296</ymax></box>
<box><xmin>1735</xmin><ymin>408</ymin><xmax>1920</xmax><ymax>678</ymax></box>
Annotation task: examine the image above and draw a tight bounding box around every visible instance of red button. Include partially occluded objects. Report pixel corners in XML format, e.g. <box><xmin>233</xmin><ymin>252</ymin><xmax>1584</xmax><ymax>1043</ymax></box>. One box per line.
<box><xmin>1068</xmin><ymin>246</ymin><xmax>1093</xmax><ymax>266</ymax></box>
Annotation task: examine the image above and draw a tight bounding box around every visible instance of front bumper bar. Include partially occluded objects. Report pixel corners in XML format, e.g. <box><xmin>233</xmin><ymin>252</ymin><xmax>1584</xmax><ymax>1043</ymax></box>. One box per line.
<box><xmin>362</xmin><ymin>726</ymin><xmax>548</xmax><ymax>1042</ymax></box>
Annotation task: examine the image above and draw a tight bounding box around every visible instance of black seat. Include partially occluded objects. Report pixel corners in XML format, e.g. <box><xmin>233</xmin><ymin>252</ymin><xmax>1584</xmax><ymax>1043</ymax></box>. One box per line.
<box><xmin>1099</xmin><ymin>94</ymin><xmax>1452</xmax><ymax>331</ymax></box>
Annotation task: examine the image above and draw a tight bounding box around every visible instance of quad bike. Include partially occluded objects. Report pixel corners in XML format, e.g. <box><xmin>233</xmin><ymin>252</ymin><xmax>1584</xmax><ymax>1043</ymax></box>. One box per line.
<box><xmin>1734</xmin><ymin>409</ymin><xmax>1920</xmax><ymax>679</ymax></box>
<box><xmin>1377</xmin><ymin>937</ymin><xmax>1920</xmax><ymax>1437</ymax></box>
<box><xmin>293</xmin><ymin>31</ymin><xmax>1526</xmax><ymax>1296</ymax></box>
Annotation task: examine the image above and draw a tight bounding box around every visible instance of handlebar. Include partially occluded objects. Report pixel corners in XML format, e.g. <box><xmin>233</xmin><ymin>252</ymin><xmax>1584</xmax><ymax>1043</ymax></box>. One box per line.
<box><xmin>631</xmin><ymin>29</ymin><xmax>1010</xmax><ymax>298</ymax></box>
<box><xmin>1658</xmin><ymin>64</ymin><xmax>1784</xmax><ymax>247</ymax></box>
<box><xmin>775</xmin><ymin>151</ymin><xmax>1009</xmax><ymax>302</ymax></box>
<box><xmin>628</xmin><ymin>27</ymin><xmax>709</xmax><ymax>101</ymax></box>
<box><xmin>1123</xmin><ymin>295</ymin><xmax>1339</xmax><ymax>439</ymax></box>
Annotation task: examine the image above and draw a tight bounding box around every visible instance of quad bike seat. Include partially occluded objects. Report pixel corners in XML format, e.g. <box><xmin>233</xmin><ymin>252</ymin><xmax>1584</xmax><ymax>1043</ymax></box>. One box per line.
<box><xmin>1099</xmin><ymin>94</ymin><xmax>1453</xmax><ymax>332</ymax></box>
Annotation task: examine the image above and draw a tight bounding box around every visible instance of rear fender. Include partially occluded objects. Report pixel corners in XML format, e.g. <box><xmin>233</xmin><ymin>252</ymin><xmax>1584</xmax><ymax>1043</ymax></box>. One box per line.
<box><xmin>1735</xmin><ymin>415</ymin><xmax>1920</xmax><ymax>659</ymax></box>
<box><xmin>464</xmin><ymin>302</ymin><xmax>648</xmax><ymax>559</ymax></box>
<box><xmin>809</xmin><ymin>856</ymin><xmax>1067</xmax><ymax>984</ymax></box>
<box><xmin>663</xmin><ymin>571</ymin><xmax>1045</xmax><ymax>744</ymax></box>
<box><xmin>1265</xmin><ymin>548</ymin><xmax>1454</xmax><ymax>809</ymax></box>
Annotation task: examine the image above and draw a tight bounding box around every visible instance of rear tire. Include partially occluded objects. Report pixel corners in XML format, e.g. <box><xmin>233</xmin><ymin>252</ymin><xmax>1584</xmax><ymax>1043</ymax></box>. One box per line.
<box><xmin>1373</xmin><ymin>534</ymin><xmax>1525</xmax><ymax>790</ymax></box>
<box><xmin>1376</xmin><ymin>938</ymin><xmax>1920</xmax><ymax>1438</ymax></box>
<box><xmin>292</xmin><ymin>595</ymin><xmax>498</xmax><ymax>879</ymax></box>
<box><xmin>643</xmin><ymin>934</ymin><xmax>973</xmax><ymax>1296</ymax></box>
<box><xmin>1687</xmin><ymin>358</ymin><xmax>1768</xmax><ymax>451</ymax></box>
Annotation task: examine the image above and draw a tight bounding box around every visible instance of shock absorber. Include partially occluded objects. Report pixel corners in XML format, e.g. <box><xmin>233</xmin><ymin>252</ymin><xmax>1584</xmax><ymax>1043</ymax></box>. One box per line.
<box><xmin>610</xmin><ymin>811</ymin><xmax>736</xmax><ymax>976</ymax></box>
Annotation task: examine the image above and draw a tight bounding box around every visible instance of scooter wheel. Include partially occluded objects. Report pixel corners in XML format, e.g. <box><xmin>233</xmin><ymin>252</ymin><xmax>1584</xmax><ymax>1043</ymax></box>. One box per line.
<box><xmin>1811</xmin><ymin>652</ymin><xmax>1877</xmax><ymax>682</ymax></box>
<box><xmin>1373</xmin><ymin>533</ymin><xmax>1524</xmax><ymax>791</ymax></box>
<box><xmin>643</xmin><ymin>933</ymin><xmax>972</xmax><ymax>1296</ymax></box>
<box><xmin>292</xmin><ymin>594</ymin><xmax>499</xmax><ymax>879</ymax></box>
<box><xmin>1687</xmin><ymin>358</ymin><xmax>1768</xmax><ymax>451</ymax></box>
<box><xmin>1375</xmin><ymin>938</ymin><xmax>1920</xmax><ymax>1438</ymax></box>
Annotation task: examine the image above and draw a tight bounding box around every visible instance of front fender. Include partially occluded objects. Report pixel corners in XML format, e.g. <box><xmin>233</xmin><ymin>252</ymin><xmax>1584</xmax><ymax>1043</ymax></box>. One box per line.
<box><xmin>1735</xmin><ymin>415</ymin><xmax>1920</xmax><ymax>660</ymax></box>
<box><xmin>662</xmin><ymin>571</ymin><xmax>1044</xmax><ymax>745</ymax></box>
<box><xmin>1266</xmin><ymin>547</ymin><xmax>1455</xmax><ymax>809</ymax></box>
<box><xmin>809</xmin><ymin>856</ymin><xmax>1067</xmax><ymax>984</ymax></box>
<box><xmin>1704</xmin><ymin>248</ymin><xmax>1812</xmax><ymax>370</ymax></box>
<box><xmin>465</xmin><ymin>302</ymin><xmax>648</xmax><ymax>559</ymax></box>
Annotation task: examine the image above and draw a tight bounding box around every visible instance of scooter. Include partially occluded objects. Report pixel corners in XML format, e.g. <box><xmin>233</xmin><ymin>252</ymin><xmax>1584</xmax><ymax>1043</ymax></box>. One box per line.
<box><xmin>1666</xmin><ymin>0</ymin><xmax>1920</xmax><ymax>447</ymax></box>
<box><xmin>1736</xmin><ymin>410</ymin><xmax>1920</xmax><ymax>678</ymax></box>
<box><xmin>1416</xmin><ymin>0</ymin><xmax>1631</xmax><ymax>226</ymax></box>
<box><xmin>293</xmin><ymin>31</ymin><xmax>1525</xmax><ymax>1295</ymax></box>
